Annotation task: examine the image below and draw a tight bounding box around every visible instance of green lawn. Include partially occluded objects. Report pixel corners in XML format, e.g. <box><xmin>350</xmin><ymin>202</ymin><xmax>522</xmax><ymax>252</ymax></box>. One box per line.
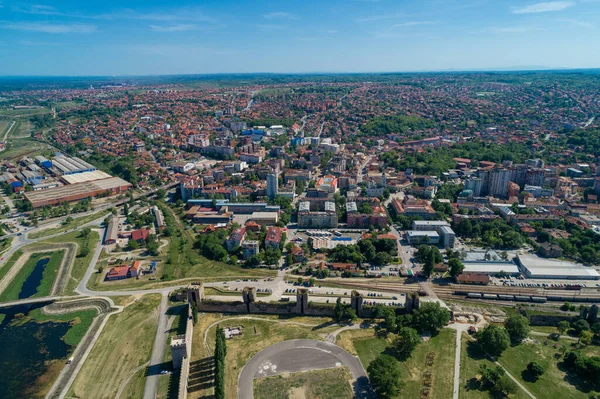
<box><xmin>0</xmin><ymin>249</ymin><xmax>23</xmax><ymax>282</ymax></box>
<box><xmin>29</xmin><ymin>211</ymin><xmax>110</xmax><ymax>239</ymax></box>
<box><xmin>159</xmin><ymin>204</ymin><xmax>275</xmax><ymax>281</ymax></box>
<box><xmin>254</xmin><ymin>367</ymin><xmax>354</xmax><ymax>399</ymax></box>
<box><xmin>460</xmin><ymin>335</ymin><xmax>530</xmax><ymax>399</ymax></box>
<box><xmin>497</xmin><ymin>338</ymin><xmax>600</xmax><ymax>399</ymax></box>
<box><xmin>353</xmin><ymin>336</ymin><xmax>389</xmax><ymax>368</ymax></box>
<box><xmin>0</xmin><ymin>251</ymin><xmax>65</xmax><ymax>302</ymax></box>
<box><xmin>353</xmin><ymin>329</ymin><xmax>456</xmax><ymax>399</ymax></box>
<box><xmin>42</xmin><ymin>230</ymin><xmax>100</xmax><ymax>295</ymax></box>
<box><xmin>0</xmin><ymin>120</ymin><xmax>11</xmax><ymax>137</ymax></box>
<box><xmin>69</xmin><ymin>294</ymin><xmax>161</xmax><ymax>399</ymax></box>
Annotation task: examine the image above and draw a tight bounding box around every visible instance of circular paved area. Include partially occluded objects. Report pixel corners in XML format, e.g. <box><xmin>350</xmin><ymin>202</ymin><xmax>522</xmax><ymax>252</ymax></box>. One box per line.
<box><xmin>238</xmin><ymin>339</ymin><xmax>373</xmax><ymax>399</ymax></box>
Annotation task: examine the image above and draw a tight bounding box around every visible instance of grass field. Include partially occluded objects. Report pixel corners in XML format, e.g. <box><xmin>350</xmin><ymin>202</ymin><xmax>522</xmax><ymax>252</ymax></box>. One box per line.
<box><xmin>0</xmin><ymin>136</ymin><xmax>51</xmax><ymax>160</ymax></box>
<box><xmin>149</xmin><ymin>204</ymin><xmax>276</xmax><ymax>281</ymax></box>
<box><xmin>42</xmin><ymin>230</ymin><xmax>99</xmax><ymax>295</ymax></box>
<box><xmin>29</xmin><ymin>211</ymin><xmax>110</xmax><ymax>239</ymax></box>
<box><xmin>0</xmin><ymin>250</ymin><xmax>65</xmax><ymax>302</ymax></box>
<box><xmin>0</xmin><ymin>249</ymin><xmax>22</xmax><ymax>282</ymax></box>
<box><xmin>68</xmin><ymin>294</ymin><xmax>161</xmax><ymax>399</ymax></box>
<box><xmin>189</xmin><ymin>314</ymin><xmax>339</xmax><ymax>399</ymax></box>
<box><xmin>0</xmin><ymin>120</ymin><xmax>11</xmax><ymax>137</ymax></box>
<box><xmin>496</xmin><ymin>337</ymin><xmax>600</xmax><ymax>399</ymax></box>
<box><xmin>350</xmin><ymin>329</ymin><xmax>456</xmax><ymax>399</ymax></box>
<box><xmin>460</xmin><ymin>334</ymin><xmax>530</xmax><ymax>399</ymax></box>
<box><xmin>253</xmin><ymin>367</ymin><xmax>354</xmax><ymax>399</ymax></box>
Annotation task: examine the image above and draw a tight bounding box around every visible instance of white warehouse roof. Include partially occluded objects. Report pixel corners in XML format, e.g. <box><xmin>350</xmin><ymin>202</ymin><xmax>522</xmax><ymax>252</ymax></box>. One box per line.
<box><xmin>518</xmin><ymin>254</ymin><xmax>600</xmax><ymax>280</ymax></box>
<box><xmin>462</xmin><ymin>262</ymin><xmax>520</xmax><ymax>275</ymax></box>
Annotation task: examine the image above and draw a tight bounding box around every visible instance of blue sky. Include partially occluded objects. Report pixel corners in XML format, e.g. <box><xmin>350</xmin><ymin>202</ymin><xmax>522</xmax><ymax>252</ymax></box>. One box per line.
<box><xmin>0</xmin><ymin>0</ymin><xmax>599</xmax><ymax>76</ymax></box>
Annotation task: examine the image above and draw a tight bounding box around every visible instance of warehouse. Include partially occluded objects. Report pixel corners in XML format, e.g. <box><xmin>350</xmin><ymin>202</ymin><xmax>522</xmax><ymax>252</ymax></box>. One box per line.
<box><xmin>24</xmin><ymin>176</ymin><xmax>132</xmax><ymax>208</ymax></box>
<box><xmin>462</xmin><ymin>262</ymin><xmax>520</xmax><ymax>276</ymax></box>
<box><xmin>517</xmin><ymin>254</ymin><xmax>600</xmax><ymax>280</ymax></box>
<box><xmin>60</xmin><ymin>170</ymin><xmax>112</xmax><ymax>184</ymax></box>
<box><xmin>52</xmin><ymin>155</ymin><xmax>97</xmax><ymax>175</ymax></box>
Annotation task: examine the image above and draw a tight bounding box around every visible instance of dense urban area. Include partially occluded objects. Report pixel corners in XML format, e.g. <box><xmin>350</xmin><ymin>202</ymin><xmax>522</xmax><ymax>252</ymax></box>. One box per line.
<box><xmin>1</xmin><ymin>71</ymin><xmax>600</xmax><ymax>399</ymax></box>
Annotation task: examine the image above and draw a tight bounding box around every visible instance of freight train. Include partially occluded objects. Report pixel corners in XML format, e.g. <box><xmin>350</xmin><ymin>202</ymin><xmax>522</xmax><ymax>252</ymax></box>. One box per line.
<box><xmin>465</xmin><ymin>292</ymin><xmax>600</xmax><ymax>303</ymax></box>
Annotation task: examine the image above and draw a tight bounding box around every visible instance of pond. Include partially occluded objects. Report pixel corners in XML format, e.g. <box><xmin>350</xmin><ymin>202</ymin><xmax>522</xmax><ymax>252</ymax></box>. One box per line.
<box><xmin>0</xmin><ymin>302</ymin><xmax>73</xmax><ymax>399</ymax></box>
<box><xmin>19</xmin><ymin>256</ymin><xmax>50</xmax><ymax>299</ymax></box>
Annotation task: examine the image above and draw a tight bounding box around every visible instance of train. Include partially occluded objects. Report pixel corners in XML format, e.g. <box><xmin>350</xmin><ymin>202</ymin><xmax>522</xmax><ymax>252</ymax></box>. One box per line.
<box><xmin>467</xmin><ymin>292</ymin><xmax>547</xmax><ymax>303</ymax></box>
<box><xmin>465</xmin><ymin>292</ymin><xmax>600</xmax><ymax>303</ymax></box>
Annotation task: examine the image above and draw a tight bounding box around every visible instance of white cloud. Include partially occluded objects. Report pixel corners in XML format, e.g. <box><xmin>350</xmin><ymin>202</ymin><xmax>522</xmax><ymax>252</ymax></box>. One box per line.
<box><xmin>256</xmin><ymin>24</ymin><xmax>286</xmax><ymax>32</ymax></box>
<box><xmin>394</xmin><ymin>21</ymin><xmax>435</xmax><ymax>27</ymax></box>
<box><xmin>262</xmin><ymin>12</ymin><xmax>297</xmax><ymax>20</ymax></box>
<box><xmin>150</xmin><ymin>24</ymin><xmax>198</xmax><ymax>32</ymax></box>
<box><xmin>356</xmin><ymin>13</ymin><xmax>405</xmax><ymax>22</ymax></box>
<box><xmin>512</xmin><ymin>1</ymin><xmax>575</xmax><ymax>14</ymax></box>
<box><xmin>490</xmin><ymin>26</ymin><xmax>537</xmax><ymax>33</ymax></box>
<box><xmin>2</xmin><ymin>22</ymin><xmax>96</xmax><ymax>33</ymax></box>
<box><xmin>557</xmin><ymin>18</ymin><xmax>595</xmax><ymax>28</ymax></box>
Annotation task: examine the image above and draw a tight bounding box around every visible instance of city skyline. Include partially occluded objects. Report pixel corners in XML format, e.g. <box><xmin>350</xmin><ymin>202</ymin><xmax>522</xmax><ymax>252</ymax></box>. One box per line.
<box><xmin>1</xmin><ymin>0</ymin><xmax>600</xmax><ymax>76</ymax></box>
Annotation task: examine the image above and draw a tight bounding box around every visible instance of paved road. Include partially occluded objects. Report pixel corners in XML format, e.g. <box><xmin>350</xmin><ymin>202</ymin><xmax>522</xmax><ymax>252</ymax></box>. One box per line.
<box><xmin>143</xmin><ymin>292</ymin><xmax>170</xmax><ymax>399</ymax></box>
<box><xmin>237</xmin><ymin>339</ymin><xmax>372</xmax><ymax>399</ymax></box>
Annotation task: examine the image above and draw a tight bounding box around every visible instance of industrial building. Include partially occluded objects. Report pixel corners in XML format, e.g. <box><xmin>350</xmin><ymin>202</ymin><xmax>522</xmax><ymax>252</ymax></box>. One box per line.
<box><xmin>51</xmin><ymin>154</ymin><xmax>97</xmax><ymax>175</ymax></box>
<box><xmin>24</xmin><ymin>176</ymin><xmax>132</xmax><ymax>208</ymax></box>
<box><xmin>517</xmin><ymin>254</ymin><xmax>600</xmax><ymax>280</ymax></box>
<box><xmin>462</xmin><ymin>262</ymin><xmax>520</xmax><ymax>276</ymax></box>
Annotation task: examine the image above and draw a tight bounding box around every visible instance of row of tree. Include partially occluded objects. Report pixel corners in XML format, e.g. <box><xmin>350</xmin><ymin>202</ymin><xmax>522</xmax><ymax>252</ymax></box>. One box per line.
<box><xmin>214</xmin><ymin>327</ymin><xmax>227</xmax><ymax>399</ymax></box>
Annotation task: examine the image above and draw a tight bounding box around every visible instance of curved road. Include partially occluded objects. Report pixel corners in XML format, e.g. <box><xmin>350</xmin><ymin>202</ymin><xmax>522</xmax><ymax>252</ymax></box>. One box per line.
<box><xmin>237</xmin><ymin>339</ymin><xmax>372</xmax><ymax>399</ymax></box>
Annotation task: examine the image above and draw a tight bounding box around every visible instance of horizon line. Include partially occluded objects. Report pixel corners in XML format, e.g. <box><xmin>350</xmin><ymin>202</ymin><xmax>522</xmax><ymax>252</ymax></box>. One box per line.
<box><xmin>1</xmin><ymin>67</ymin><xmax>600</xmax><ymax>79</ymax></box>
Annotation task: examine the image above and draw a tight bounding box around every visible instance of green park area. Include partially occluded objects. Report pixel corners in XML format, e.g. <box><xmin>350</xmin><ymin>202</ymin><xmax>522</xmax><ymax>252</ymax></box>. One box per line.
<box><xmin>254</xmin><ymin>367</ymin><xmax>354</xmax><ymax>399</ymax></box>
<box><xmin>0</xmin><ymin>250</ymin><xmax>65</xmax><ymax>302</ymax></box>
<box><xmin>340</xmin><ymin>328</ymin><xmax>456</xmax><ymax>399</ymax></box>
<box><xmin>68</xmin><ymin>294</ymin><xmax>161</xmax><ymax>399</ymax></box>
<box><xmin>42</xmin><ymin>229</ymin><xmax>99</xmax><ymax>295</ymax></box>
<box><xmin>29</xmin><ymin>210</ymin><xmax>111</xmax><ymax>239</ymax></box>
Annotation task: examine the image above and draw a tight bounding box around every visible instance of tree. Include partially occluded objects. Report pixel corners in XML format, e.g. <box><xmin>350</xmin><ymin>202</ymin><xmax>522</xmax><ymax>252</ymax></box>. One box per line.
<box><xmin>557</xmin><ymin>320</ymin><xmax>570</xmax><ymax>335</ymax></box>
<box><xmin>413</xmin><ymin>302</ymin><xmax>451</xmax><ymax>334</ymax></box>
<box><xmin>392</xmin><ymin>327</ymin><xmax>421</xmax><ymax>359</ymax></box>
<box><xmin>244</xmin><ymin>255</ymin><xmax>261</xmax><ymax>268</ymax></box>
<box><xmin>526</xmin><ymin>361</ymin><xmax>545</xmax><ymax>381</ymax></box>
<box><xmin>367</xmin><ymin>354</ymin><xmax>403</xmax><ymax>399</ymax></box>
<box><xmin>477</xmin><ymin>325</ymin><xmax>510</xmax><ymax>357</ymax></box>
<box><xmin>127</xmin><ymin>239</ymin><xmax>140</xmax><ymax>251</ymax></box>
<box><xmin>448</xmin><ymin>258</ymin><xmax>464</xmax><ymax>277</ymax></box>
<box><xmin>372</xmin><ymin>252</ymin><xmax>393</xmax><ymax>266</ymax></box>
<box><xmin>334</xmin><ymin>297</ymin><xmax>344</xmax><ymax>322</ymax></box>
<box><xmin>580</xmin><ymin>330</ymin><xmax>593</xmax><ymax>346</ymax></box>
<box><xmin>504</xmin><ymin>314</ymin><xmax>530</xmax><ymax>344</ymax></box>
<box><xmin>572</xmin><ymin>318</ymin><xmax>590</xmax><ymax>335</ymax></box>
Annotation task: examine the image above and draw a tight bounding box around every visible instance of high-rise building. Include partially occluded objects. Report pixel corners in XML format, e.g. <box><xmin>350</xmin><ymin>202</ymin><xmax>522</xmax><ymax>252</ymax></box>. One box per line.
<box><xmin>267</xmin><ymin>173</ymin><xmax>278</xmax><ymax>199</ymax></box>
